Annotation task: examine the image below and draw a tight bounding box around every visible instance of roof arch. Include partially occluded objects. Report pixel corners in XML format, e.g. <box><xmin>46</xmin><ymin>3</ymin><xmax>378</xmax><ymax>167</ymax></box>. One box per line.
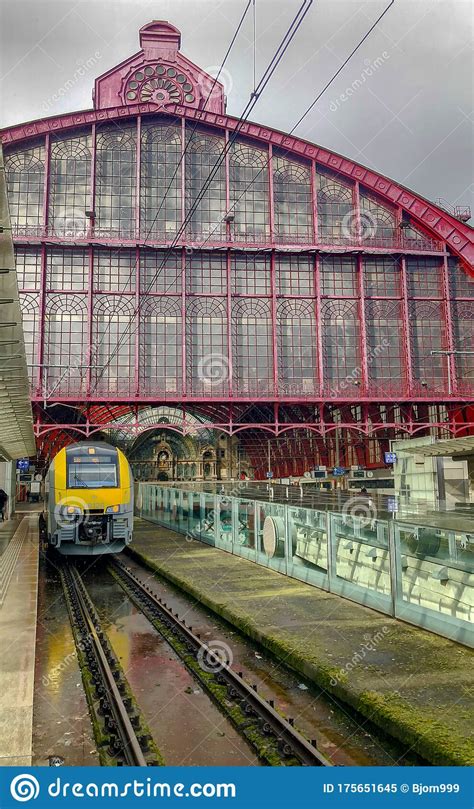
<box><xmin>2</xmin><ymin>103</ymin><xmax>472</xmax><ymax>268</ymax></box>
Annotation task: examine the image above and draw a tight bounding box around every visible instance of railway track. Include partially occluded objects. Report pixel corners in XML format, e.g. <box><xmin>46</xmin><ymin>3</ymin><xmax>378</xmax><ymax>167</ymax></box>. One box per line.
<box><xmin>109</xmin><ymin>556</ymin><xmax>331</xmax><ymax>767</ymax></box>
<box><xmin>60</xmin><ymin>564</ymin><xmax>161</xmax><ymax>766</ymax></box>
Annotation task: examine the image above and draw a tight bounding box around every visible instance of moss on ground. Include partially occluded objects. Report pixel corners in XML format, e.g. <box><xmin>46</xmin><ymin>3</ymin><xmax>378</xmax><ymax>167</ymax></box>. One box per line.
<box><xmin>127</xmin><ymin>544</ymin><xmax>474</xmax><ymax>767</ymax></box>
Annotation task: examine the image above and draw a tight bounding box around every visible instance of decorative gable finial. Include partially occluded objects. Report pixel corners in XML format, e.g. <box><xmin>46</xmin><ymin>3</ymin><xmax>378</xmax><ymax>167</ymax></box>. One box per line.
<box><xmin>93</xmin><ymin>20</ymin><xmax>225</xmax><ymax>114</ymax></box>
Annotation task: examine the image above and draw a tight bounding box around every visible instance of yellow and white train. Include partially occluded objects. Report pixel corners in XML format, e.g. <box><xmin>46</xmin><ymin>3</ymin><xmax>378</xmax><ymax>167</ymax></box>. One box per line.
<box><xmin>40</xmin><ymin>442</ymin><xmax>133</xmax><ymax>556</ymax></box>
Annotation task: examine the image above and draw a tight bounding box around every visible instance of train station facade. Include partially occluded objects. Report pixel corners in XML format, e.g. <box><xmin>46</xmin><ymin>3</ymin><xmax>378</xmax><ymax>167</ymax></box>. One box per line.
<box><xmin>1</xmin><ymin>20</ymin><xmax>473</xmax><ymax>478</ymax></box>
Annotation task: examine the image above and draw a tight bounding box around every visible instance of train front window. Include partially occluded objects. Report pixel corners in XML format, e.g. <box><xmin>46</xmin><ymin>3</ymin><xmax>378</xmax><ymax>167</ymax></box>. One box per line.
<box><xmin>66</xmin><ymin>450</ymin><xmax>119</xmax><ymax>488</ymax></box>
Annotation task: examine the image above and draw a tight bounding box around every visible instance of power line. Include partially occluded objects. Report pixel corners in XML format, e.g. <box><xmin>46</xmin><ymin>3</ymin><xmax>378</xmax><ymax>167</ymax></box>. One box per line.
<box><xmin>290</xmin><ymin>0</ymin><xmax>395</xmax><ymax>133</ymax></box>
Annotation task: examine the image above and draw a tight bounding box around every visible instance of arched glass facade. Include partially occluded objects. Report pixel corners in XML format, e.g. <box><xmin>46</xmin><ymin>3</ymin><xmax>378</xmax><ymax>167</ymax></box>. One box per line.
<box><xmin>2</xmin><ymin>19</ymin><xmax>473</xmax><ymax>475</ymax></box>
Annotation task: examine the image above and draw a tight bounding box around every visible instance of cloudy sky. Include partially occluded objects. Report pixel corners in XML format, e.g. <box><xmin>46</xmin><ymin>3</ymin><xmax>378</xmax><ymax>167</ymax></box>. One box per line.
<box><xmin>0</xmin><ymin>0</ymin><xmax>472</xmax><ymax>211</ymax></box>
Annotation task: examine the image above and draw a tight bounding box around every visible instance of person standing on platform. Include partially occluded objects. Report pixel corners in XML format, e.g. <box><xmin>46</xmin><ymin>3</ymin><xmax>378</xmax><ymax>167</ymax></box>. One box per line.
<box><xmin>0</xmin><ymin>489</ymin><xmax>8</xmax><ymax>521</ymax></box>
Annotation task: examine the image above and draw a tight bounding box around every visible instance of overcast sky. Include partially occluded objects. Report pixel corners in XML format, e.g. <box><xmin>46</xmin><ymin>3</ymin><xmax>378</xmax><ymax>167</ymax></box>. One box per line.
<box><xmin>0</xmin><ymin>0</ymin><xmax>472</xmax><ymax>211</ymax></box>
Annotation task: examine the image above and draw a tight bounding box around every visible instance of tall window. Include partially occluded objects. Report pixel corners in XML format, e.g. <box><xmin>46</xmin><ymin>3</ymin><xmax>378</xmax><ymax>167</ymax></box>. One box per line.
<box><xmin>365</xmin><ymin>300</ymin><xmax>404</xmax><ymax>393</ymax></box>
<box><xmin>407</xmin><ymin>257</ymin><xmax>442</xmax><ymax>297</ymax></box>
<box><xmin>452</xmin><ymin>302</ymin><xmax>474</xmax><ymax>394</ymax></box>
<box><xmin>47</xmin><ymin>248</ymin><xmax>88</xmax><ymax>291</ymax></box>
<box><xmin>186</xmin><ymin>299</ymin><xmax>228</xmax><ymax>395</ymax></box>
<box><xmin>364</xmin><ymin>257</ymin><xmax>400</xmax><ymax>297</ymax></box>
<box><xmin>316</xmin><ymin>169</ymin><xmax>354</xmax><ymax>243</ymax></box>
<box><xmin>49</xmin><ymin>135</ymin><xmax>91</xmax><ymax>237</ymax></box>
<box><xmin>322</xmin><ymin>300</ymin><xmax>361</xmax><ymax>395</ymax></box>
<box><xmin>96</xmin><ymin>125</ymin><xmax>136</xmax><ymax>238</ymax></box>
<box><xmin>230</xmin><ymin>141</ymin><xmax>269</xmax><ymax>241</ymax></box>
<box><xmin>140</xmin><ymin>249</ymin><xmax>181</xmax><ymax>294</ymax></box>
<box><xmin>232</xmin><ymin>253</ymin><xmax>270</xmax><ymax>294</ymax></box>
<box><xmin>273</xmin><ymin>155</ymin><xmax>312</xmax><ymax>242</ymax></box>
<box><xmin>5</xmin><ymin>145</ymin><xmax>45</xmax><ymax>235</ymax></box>
<box><xmin>409</xmin><ymin>301</ymin><xmax>447</xmax><ymax>392</ymax></box>
<box><xmin>45</xmin><ymin>295</ymin><xmax>88</xmax><ymax>395</ymax></box>
<box><xmin>449</xmin><ymin>257</ymin><xmax>474</xmax><ymax>298</ymax></box>
<box><xmin>186</xmin><ymin>129</ymin><xmax>226</xmax><ymax>240</ymax></box>
<box><xmin>141</xmin><ymin>121</ymin><xmax>181</xmax><ymax>240</ymax></box>
<box><xmin>233</xmin><ymin>298</ymin><xmax>273</xmax><ymax>394</ymax></box>
<box><xmin>94</xmin><ymin>248</ymin><xmax>135</xmax><ymax>292</ymax></box>
<box><xmin>321</xmin><ymin>256</ymin><xmax>357</xmax><ymax>296</ymax></box>
<box><xmin>19</xmin><ymin>293</ymin><xmax>40</xmax><ymax>381</ymax></box>
<box><xmin>276</xmin><ymin>254</ymin><xmax>313</xmax><ymax>295</ymax></box>
<box><xmin>187</xmin><ymin>252</ymin><xmax>227</xmax><ymax>294</ymax></box>
<box><xmin>92</xmin><ymin>296</ymin><xmax>135</xmax><ymax>394</ymax></box>
<box><xmin>15</xmin><ymin>247</ymin><xmax>41</xmax><ymax>290</ymax></box>
<box><xmin>277</xmin><ymin>299</ymin><xmax>316</xmax><ymax>394</ymax></box>
<box><xmin>141</xmin><ymin>297</ymin><xmax>182</xmax><ymax>394</ymax></box>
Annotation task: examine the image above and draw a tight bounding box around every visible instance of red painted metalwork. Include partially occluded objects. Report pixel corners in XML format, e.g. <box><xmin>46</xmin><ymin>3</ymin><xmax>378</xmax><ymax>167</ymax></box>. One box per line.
<box><xmin>1</xmin><ymin>20</ymin><xmax>473</xmax><ymax>470</ymax></box>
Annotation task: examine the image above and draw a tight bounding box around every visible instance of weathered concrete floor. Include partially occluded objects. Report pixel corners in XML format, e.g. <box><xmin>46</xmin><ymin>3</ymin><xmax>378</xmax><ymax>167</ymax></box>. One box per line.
<box><xmin>131</xmin><ymin>520</ymin><xmax>474</xmax><ymax>766</ymax></box>
<box><xmin>0</xmin><ymin>516</ymin><xmax>39</xmax><ymax>765</ymax></box>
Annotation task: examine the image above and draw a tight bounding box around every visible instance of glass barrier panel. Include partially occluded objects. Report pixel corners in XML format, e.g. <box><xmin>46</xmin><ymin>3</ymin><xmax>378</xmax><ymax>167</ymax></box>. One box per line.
<box><xmin>255</xmin><ymin>501</ymin><xmax>287</xmax><ymax>574</ymax></box>
<box><xmin>196</xmin><ymin>492</ymin><xmax>216</xmax><ymax>546</ymax></box>
<box><xmin>394</xmin><ymin>523</ymin><xmax>474</xmax><ymax>637</ymax></box>
<box><xmin>215</xmin><ymin>496</ymin><xmax>233</xmax><ymax>550</ymax></box>
<box><xmin>329</xmin><ymin>511</ymin><xmax>392</xmax><ymax>613</ymax></box>
<box><xmin>287</xmin><ymin>506</ymin><xmax>329</xmax><ymax>589</ymax></box>
<box><xmin>233</xmin><ymin>498</ymin><xmax>257</xmax><ymax>561</ymax></box>
<box><xmin>180</xmin><ymin>489</ymin><xmax>190</xmax><ymax>533</ymax></box>
<box><xmin>169</xmin><ymin>488</ymin><xmax>179</xmax><ymax>529</ymax></box>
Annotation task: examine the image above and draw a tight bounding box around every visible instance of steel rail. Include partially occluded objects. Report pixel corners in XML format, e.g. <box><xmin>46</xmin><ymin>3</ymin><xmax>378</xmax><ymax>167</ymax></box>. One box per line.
<box><xmin>62</xmin><ymin>564</ymin><xmax>148</xmax><ymax>766</ymax></box>
<box><xmin>111</xmin><ymin>556</ymin><xmax>332</xmax><ymax>767</ymax></box>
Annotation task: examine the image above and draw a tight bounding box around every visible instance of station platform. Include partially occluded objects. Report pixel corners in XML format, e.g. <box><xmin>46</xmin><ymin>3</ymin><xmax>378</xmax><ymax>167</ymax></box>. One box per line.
<box><xmin>130</xmin><ymin>519</ymin><xmax>474</xmax><ymax>767</ymax></box>
<box><xmin>0</xmin><ymin>514</ymin><xmax>39</xmax><ymax>765</ymax></box>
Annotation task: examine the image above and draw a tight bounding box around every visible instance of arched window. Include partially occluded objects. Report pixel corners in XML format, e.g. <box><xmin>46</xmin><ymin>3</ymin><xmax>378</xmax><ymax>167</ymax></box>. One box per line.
<box><xmin>19</xmin><ymin>293</ymin><xmax>40</xmax><ymax>381</ymax></box>
<box><xmin>316</xmin><ymin>169</ymin><xmax>354</xmax><ymax>243</ymax></box>
<box><xmin>49</xmin><ymin>135</ymin><xmax>91</xmax><ymax>237</ymax></box>
<box><xmin>322</xmin><ymin>299</ymin><xmax>361</xmax><ymax>394</ymax></box>
<box><xmin>5</xmin><ymin>145</ymin><xmax>45</xmax><ymax>235</ymax></box>
<box><xmin>96</xmin><ymin>125</ymin><xmax>136</xmax><ymax>239</ymax></box>
<box><xmin>230</xmin><ymin>142</ymin><xmax>269</xmax><ymax>241</ymax></box>
<box><xmin>277</xmin><ymin>299</ymin><xmax>316</xmax><ymax>394</ymax></box>
<box><xmin>365</xmin><ymin>299</ymin><xmax>404</xmax><ymax>393</ymax></box>
<box><xmin>359</xmin><ymin>191</ymin><xmax>396</xmax><ymax>243</ymax></box>
<box><xmin>141</xmin><ymin>297</ymin><xmax>182</xmax><ymax>395</ymax></box>
<box><xmin>141</xmin><ymin>122</ymin><xmax>181</xmax><ymax>240</ymax></box>
<box><xmin>92</xmin><ymin>296</ymin><xmax>135</xmax><ymax>394</ymax></box>
<box><xmin>273</xmin><ymin>155</ymin><xmax>312</xmax><ymax>242</ymax></box>
<box><xmin>186</xmin><ymin>129</ymin><xmax>226</xmax><ymax>241</ymax></box>
<box><xmin>452</xmin><ymin>301</ymin><xmax>474</xmax><ymax>394</ymax></box>
<box><xmin>186</xmin><ymin>298</ymin><xmax>228</xmax><ymax>394</ymax></box>
<box><xmin>233</xmin><ymin>298</ymin><xmax>273</xmax><ymax>394</ymax></box>
<box><xmin>45</xmin><ymin>295</ymin><xmax>88</xmax><ymax>395</ymax></box>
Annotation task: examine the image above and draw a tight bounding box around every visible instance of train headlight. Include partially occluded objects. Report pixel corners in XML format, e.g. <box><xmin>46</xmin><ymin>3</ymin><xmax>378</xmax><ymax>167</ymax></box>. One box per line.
<box><xmin>61</xmin><ymin>505</ymin><xmax>82</xmax><ymax>516</ymax></box>
<box><xmin>106</xmin><ymin>505</ymin><xmax>122</xmax><ymax>514</ymax></box>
